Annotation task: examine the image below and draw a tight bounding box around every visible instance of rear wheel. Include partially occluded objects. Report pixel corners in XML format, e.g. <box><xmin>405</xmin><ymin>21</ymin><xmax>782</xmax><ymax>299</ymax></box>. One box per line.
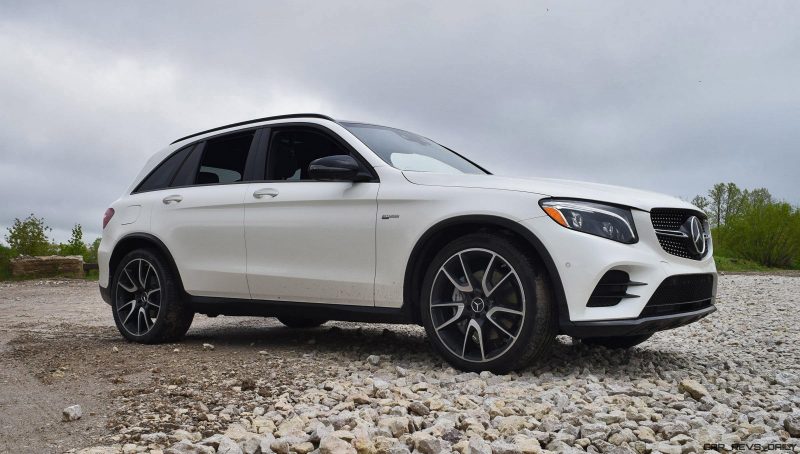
<box><xmin>111</xmin><ymin>249</ymin><xmax>193</xmax><ymax>343</ymax></box>
<box><xmin>277</xmin><ymin>317</ymin><xmax>327</xmax><ymax>329</ymax></box>
<box><xmin>420</xmin><ymin>233</ymin><xmax>556</xmax><ymax>373</ymax></box>
<box><xmin>579</xmin><ymin>334</ymin><xmax>652</xmax><ymax>349</ymax></box>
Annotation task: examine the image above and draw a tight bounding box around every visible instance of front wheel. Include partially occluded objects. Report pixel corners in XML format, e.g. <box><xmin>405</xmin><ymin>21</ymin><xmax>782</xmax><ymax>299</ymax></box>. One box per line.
<box><xmin>420</xmin><ymin>233</ymin><xmax>556</xmax><ymax>373</ymax></box>
<box><xmin>111</xmin><ymin>249</ymin><xmax>193</xmax><ymax>343</ymax></box>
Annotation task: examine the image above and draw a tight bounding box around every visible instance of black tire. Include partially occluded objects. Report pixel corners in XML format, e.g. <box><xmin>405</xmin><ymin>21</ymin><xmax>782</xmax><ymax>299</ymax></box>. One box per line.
<box><xmin>420</xmin><ymin>233</ymin><xmax>556</xmax><ymax>373</ymax></box>
<box><xmin>111</xmin><ymin>249</ymin><xmax>193</xmax><ymax>343</ymax></box>
<box><xmin>579</xmin><ymin>334</ymin><xmax>652</xmax><ymax>349</ymax></box>
<box><xmin>277</xmin><ymin>317</ymin><xmax>327</xmax><ymax>329</ymax></box>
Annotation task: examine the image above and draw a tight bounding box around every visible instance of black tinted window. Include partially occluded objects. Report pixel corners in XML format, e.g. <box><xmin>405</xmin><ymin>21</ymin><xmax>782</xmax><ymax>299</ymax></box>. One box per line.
<box><xmin>196</xmin><ymin>132</ymin><xmax>254</xmax><ymax>184</ymax></box>
<box><xmin>135</xmin><ymin>146</ymin><xmax>193</xmax><ymax>192</ymax></box>
<box><xmin>171</xmin><ymin>144</ymin><xmax>203</xmax><ymax>187</ymax></box>
<box><xmin>267</xmin><ymin>129</ymin><xmax>350</xmax><ymax>180</ymax></box>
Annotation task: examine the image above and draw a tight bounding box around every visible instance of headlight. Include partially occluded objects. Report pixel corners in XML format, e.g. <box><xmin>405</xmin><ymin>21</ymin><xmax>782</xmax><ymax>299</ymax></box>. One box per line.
<box><xmin>540</xmin><ymin>199</ymin><xmax>638</xmax><ymax>244</ymax></box>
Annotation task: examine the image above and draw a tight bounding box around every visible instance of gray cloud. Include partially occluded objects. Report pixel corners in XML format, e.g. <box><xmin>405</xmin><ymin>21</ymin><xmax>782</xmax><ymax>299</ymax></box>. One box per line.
<box><xmin>1</xmin><ymin>1</ymin><xmax>798</xmax><ymax>243</ymax></box>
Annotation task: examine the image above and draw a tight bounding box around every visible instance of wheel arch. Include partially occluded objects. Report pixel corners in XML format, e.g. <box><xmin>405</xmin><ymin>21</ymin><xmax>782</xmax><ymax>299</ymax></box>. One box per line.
<box><xmin>403</xmin><ymin>215</ymin><xmax>569</xmax><ymax>326</ymax></box>
<box><xmin>109</xmin><ymin>233</ymin><xmax>186</xmax><ymax>296</ymax></box>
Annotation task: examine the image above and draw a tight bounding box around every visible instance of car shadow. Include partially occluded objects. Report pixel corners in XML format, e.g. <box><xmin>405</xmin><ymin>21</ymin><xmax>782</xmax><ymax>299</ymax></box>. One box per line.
<box><xmin>176</xmin><ymin>319</ymin><xmax>715</xmax><ymax>379</ymax></box>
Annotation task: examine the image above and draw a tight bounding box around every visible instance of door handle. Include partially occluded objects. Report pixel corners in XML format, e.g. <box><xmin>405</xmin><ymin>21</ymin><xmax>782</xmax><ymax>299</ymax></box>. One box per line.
<box><xmin>253</xmin><ymin>188</ymin><xmax>279</xmax><ymax>199</ymax></box>
<box><xmin>162</xmin><ymin>194</ymin><xmax>183</xmax><ymax>205</ymax></box>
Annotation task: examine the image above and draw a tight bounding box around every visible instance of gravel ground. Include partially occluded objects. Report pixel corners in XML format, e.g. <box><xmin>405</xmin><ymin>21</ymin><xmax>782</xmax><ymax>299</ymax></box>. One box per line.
<box><xmin>0</xmin><ymin>275</ymin><xmax>798</xmax><ymax>454</ymax></box>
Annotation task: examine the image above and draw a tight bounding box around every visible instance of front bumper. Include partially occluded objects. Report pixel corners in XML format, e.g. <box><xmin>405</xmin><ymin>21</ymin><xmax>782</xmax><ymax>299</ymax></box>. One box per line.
<box><xmin>560</xmin><ymin>305</ymin><xmax>716</xmax><ymax>337</ymax></box>
<box><xmin>519</xmin><ymin>210</ymin><xmax>717</xmax><ymax>324</ymax></box>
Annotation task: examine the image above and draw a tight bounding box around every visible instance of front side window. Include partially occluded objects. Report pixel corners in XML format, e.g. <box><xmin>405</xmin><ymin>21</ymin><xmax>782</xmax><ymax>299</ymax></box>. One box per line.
<box><xmin>342</xmin><ymin>123</ymin><xmax>486</xmax><ymax>174</ymax></box>
<box><xmin>196</xmin><ymin>131</ymin><xmax>255</xmax><ymax>184</ymax></box>
<box><xmin>266</xmin><ymin>128</ymin><xmax>351</xmax><ymax>180</ymax></box>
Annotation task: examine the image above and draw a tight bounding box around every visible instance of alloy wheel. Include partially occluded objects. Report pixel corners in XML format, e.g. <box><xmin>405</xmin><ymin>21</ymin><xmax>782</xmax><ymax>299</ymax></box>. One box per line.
<box><xmin>115</xmin><ymin>258</ymin><xmax>162</xmax><ymax>336</ymax></box>
<box><xmin>429</xmin><ymin>248</ymin><xmax>526</xmax><ymax>362</ymax></box>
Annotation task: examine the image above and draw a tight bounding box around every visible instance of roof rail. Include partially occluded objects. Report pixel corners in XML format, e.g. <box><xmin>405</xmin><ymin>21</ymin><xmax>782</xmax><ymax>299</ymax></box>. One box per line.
<box><xmin>170</xmin><ymin>113</ymin><xmax>336</xmax><ymax>145</ymax></box>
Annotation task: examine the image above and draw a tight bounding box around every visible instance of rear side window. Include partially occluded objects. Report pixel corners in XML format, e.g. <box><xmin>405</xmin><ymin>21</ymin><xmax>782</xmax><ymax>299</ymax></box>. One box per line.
<box><xmin>135</xmin><ymin>146</ymin><xmax>193</xmax><ymax>193</ymax></box>
<box><xmin>196</xmin><ymin>132</ymin><xmax>255</xmax><ymax>184</ymax></box>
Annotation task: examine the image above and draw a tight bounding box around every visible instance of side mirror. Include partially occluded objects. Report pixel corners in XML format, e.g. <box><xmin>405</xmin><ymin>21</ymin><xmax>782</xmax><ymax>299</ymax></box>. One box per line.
<box><xmin>308</xmin><ymin>155</ymin><xmax>362</xmax><ymax>181</ymax></box>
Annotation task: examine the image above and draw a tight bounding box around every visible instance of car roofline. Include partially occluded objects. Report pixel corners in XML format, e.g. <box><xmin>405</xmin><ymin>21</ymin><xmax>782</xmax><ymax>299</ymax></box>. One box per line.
<box><xmin>170</xmin><ymin>113</ymin><xmax>337</xmax><ymax>145</ymax></box>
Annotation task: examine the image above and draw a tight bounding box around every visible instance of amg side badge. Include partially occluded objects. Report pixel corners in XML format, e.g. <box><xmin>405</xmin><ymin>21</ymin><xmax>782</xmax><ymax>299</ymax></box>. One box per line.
<box><xmin>381</xmin><ymin>214</ymin><xmax>400</xmax><ymax>219</ymax></box>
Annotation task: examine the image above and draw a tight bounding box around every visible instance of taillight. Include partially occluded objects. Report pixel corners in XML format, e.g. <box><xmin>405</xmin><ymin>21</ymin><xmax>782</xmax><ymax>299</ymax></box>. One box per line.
<box><xmin>103</xmin><ymin>208</ymin><xmax>115</xmax><ymax>229</ymax></box>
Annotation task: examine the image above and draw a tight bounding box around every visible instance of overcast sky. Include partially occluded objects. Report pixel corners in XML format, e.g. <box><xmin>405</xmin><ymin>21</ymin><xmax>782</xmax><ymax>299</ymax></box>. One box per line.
<box><xmin>1</xmin><ymin>1</ymin><xmax>798</xmax><ymax>243</ymax></box>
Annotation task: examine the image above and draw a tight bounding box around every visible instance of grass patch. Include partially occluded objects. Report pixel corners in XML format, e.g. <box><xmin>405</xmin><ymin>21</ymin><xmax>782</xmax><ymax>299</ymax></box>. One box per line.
<box><xmin>714</xmin><ymin>256</ymin><xmax>779</xmax><ymax>272</ymax></box>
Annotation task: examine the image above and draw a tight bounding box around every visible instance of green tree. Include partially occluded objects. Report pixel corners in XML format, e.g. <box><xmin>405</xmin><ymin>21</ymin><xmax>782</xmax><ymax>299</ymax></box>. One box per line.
<box><xmin>60</xmin><ymin>224</ymin><xmax>88</xmax><ymax>257</ymax></box>
<box><xmin>707</xmin><ymin>183</ymin><xmax>726</xmax><ymax>227</ymax></box>
<box><xmin>721</xmin><ymin>182</ymin><xmax>743</xmax><ymax>224</ymax></box>
<box><xmin>5</xmin><ymin>214</ymin><xmax>53</xmax><ymax>257</ymax></box>
<box><xmin>745</xmin><ymin>187</ymin><xmax>773</xmax><ymax>208</ymax></box>
<box><xmin>691</xmin><ymin>195</ymin><xmax>710</xmax><ymax>215</ymax></box>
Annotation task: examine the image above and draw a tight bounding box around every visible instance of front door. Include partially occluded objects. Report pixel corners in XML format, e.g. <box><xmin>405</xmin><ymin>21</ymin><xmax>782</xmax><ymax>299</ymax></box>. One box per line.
<box><xmin>244</xmin><ymin>126</ymin><xmax>379</xmax><ymax>305</ymax></box>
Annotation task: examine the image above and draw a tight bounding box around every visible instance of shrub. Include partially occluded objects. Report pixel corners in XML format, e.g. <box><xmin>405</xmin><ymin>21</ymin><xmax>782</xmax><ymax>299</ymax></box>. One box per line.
<box><xmin>4</xmin><ymin>214</ymin><xmax>53</xmax><ymax>257</ymax></box>
<box><xmin>0</xmin><ymin>244</ymin><xmax>11</xmax><ymax>280</ymax></box>
<box><xmin>59</xmin><ymin>224</ymin><xmax>88</xmax><ymax>257</ymax></box>
<box><xmin>714</xmin><ymin>202</ymin><xmax>800</xmax><ymax>268</ymax></box>
<box><xmin>84</xmin><ymin>238</ymin><xmax>101</xmax><ymax>263</ymax></box>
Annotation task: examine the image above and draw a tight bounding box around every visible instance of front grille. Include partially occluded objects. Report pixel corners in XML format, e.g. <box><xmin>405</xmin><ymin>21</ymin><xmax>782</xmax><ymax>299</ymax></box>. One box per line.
<box><xmin>650</xmin><ymin>208</ymin><xmax>709</xmax><ymax>260</ymax></box>
<box><xmin>640</xmin><ymin>273</ymin><xmax>714</xmax><ymax>318</ymax></box>
<box><xmin>587</xmin><ymin>270</ymin><xmax>645</xmax><ymax>307</ymax></box>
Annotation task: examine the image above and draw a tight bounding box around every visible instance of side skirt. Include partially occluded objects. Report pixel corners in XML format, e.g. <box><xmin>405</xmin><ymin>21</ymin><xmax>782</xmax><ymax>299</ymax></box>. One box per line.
<box><xmin>188</xmin><ymin>296</ymin><xmax>415</xmax><ymax>324</ymax></box>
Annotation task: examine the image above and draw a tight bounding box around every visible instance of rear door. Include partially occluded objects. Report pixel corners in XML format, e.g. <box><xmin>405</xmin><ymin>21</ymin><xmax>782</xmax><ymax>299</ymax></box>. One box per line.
<box><xmin>147</xmin><ymin>129</ymin><xmax>264</xmax><ymax>298</ymax></box>
<box><xmin>244</xmin><ymin>125</ymin><xmax>379</xmax><ymax>305</ymax></box>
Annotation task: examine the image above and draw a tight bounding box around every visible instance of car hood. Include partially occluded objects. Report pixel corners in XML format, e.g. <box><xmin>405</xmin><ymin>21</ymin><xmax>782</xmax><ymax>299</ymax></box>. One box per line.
<box><xmin>402</xmin><ymin>171</ymin><xmax>697</xmax><ymax>212</ymax></box>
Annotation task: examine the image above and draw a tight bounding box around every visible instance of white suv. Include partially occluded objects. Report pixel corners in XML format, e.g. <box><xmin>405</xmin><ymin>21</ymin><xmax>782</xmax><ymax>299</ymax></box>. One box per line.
<box><xmin>99</xmin><ymin>113</ymin><xmax>717</xmax><ymax>372</ymax></box>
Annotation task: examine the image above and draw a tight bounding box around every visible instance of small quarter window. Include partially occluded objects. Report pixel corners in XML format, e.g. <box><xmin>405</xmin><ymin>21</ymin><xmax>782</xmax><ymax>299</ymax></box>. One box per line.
<box><xmin>135</xmin><ymin>146</ymin><xmax>193</xmax><ymax>193</ymax></box>
<box><xmin>195</xmin><ymin>131</ymin><xmax>255</xmax><ymax>185</ymax></box>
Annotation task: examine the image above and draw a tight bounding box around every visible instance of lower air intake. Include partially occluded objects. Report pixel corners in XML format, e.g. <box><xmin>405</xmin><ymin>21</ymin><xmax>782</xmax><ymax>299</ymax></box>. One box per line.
<box><xmin>587</xmin><ymin>270</ymin><xmax>646</xmax><ymax>307</ymax></box>
<box><xmin>640</xmin><ymin>273</ymin><xmax>714</xmax><ymax>318</ymax></box>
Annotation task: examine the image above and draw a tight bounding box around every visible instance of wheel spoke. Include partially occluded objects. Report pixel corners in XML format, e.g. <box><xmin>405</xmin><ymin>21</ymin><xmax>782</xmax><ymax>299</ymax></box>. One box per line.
<box><xmin>435</xmin><ymin>303</ymin><xmax>465</xmax><ymax>331</ymax></box>
<box><xmin>486</xmin><ymin>270</ymin><xmax>516</xmax><ymax>297</ymax></box>
<box><xmin>142</xmin><ymin>262</ymin><xmax>152</xmax><ymax>290</ymax></box>
<box><xmin>122</xmin><ymin>302</ymin><xmax>136</xmax><ymax>325</ymax></box>
<box><xmin>441</xmin><ymin>268</ymin><xmax>472</xmax><ymax>293</ymax></box>
<box><xmin>462</xmin><ymin>319</ymin><xmax>485</xmax><ymax>361</ymax></box>
<box><xmin>486</xmin><ymin>310</ymin><xmax>517</xmax><ymax>341</ymax></box>
<box><xmin>121</xmin><ymin>268</ymin><xmax>137</xmax><ymax>292</ymax></box>
<box><xmin>481</xmin><ymin>253</ymin><xmax>496</xmax><ymax>295</ymax></box>
<box><xmin>487</xmin><ymin>306</ymin><xmax>524</xmax><ymax>317</ymax></box>
<box><xmin>458</xmin><ymin>253</ymin><xmax>476</xmax><ymax>292</ymax></box>
<box><xmin>141</xmin><ymin>308</ymin><xmax>151</xmax><ymax>331</ymax></box>
<box><xmin>137</xmin><ymin>260</ymin><xmax>146</xmax><ymax>289</ymax></box>
<box><xmin>118</xmin><ymin>300</ymin><xmax>135</xmax><ymax>311</ymax></box>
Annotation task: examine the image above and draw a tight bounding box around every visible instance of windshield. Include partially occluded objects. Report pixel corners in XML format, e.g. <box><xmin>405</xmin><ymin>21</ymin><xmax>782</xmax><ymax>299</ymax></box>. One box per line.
<box><xmin>342</xmin><ymin>123</ymin><xmax>487</xmax><ymax>174</ymax></box>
